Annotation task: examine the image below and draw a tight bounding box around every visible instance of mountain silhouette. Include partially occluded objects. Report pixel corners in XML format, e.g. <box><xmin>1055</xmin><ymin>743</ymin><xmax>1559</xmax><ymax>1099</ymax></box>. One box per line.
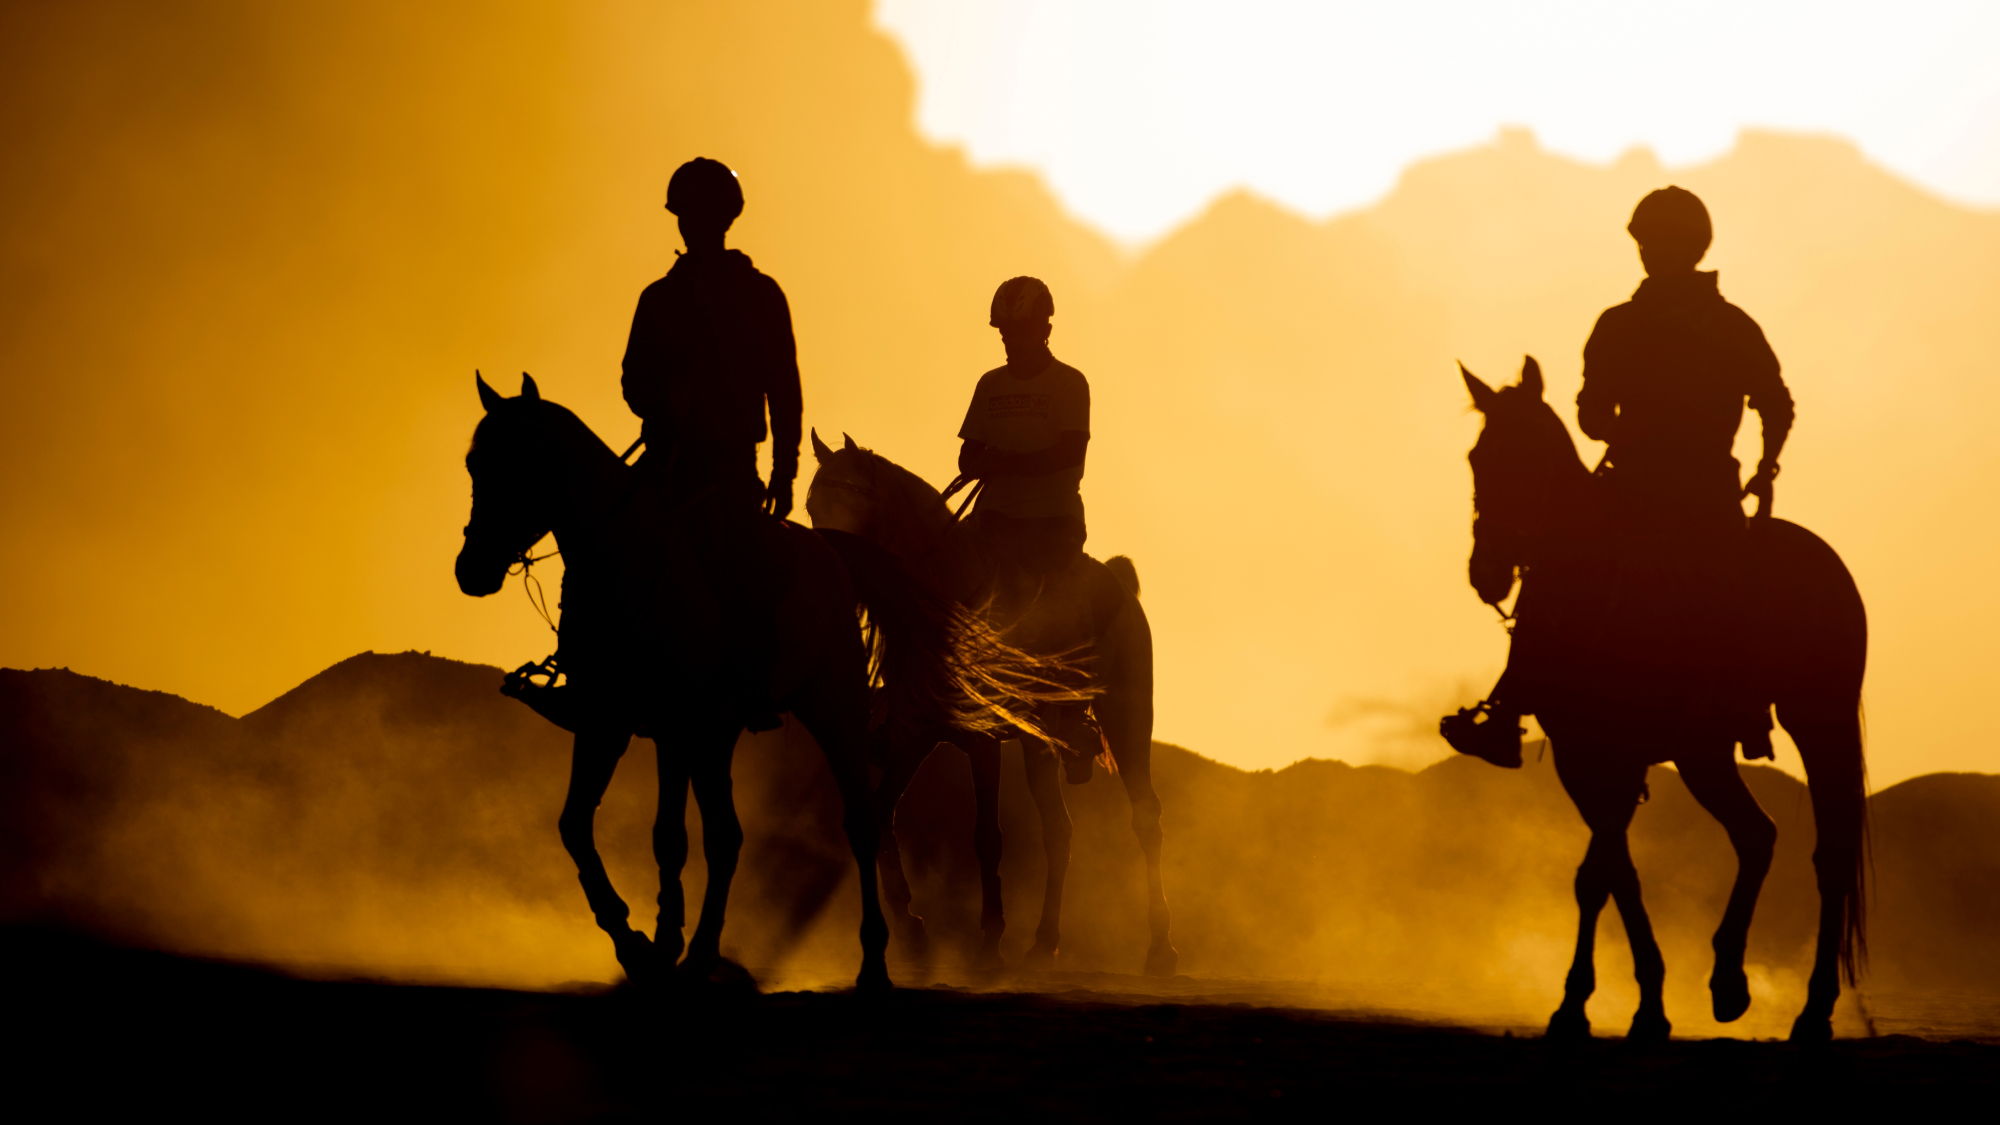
<box><xmin>5</xmin><ymin>654</ymin><xmax>1996</xmax><ymax>1035</ymax></box>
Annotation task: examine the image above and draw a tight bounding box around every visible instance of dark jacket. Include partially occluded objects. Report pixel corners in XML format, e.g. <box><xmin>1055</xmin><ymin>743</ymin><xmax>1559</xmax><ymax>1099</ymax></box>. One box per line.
<box><xmin>1578</xmin><ymin>271</ymin><xmax>1792</xmax><ymax>529</ymax></box>
<box><xmin>621</xmin><ymin>249</ymin><xmax>802</xmax><ymax>475</ymax></box>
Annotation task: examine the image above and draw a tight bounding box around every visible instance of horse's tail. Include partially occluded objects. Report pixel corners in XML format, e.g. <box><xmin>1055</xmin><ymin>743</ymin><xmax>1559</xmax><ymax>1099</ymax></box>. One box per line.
<box><xmin>1834</xmin><ymin>700</ymin><xmax>1872</xmax><ymax>985</ymax></box>
<box><xmin>815</xmin><ymin>528</ymin><xmax>1094</xmax><ymax>746</ymax></box>
<box><xmin>1763</xmin><ymin>516</ymin><xmax>1871</xmax><ymax>985</ymax></box>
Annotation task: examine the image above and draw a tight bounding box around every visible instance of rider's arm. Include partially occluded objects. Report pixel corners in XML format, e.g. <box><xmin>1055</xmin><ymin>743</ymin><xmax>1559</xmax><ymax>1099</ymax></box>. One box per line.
<box><xmin>1743</xmin><ymin>322</ymin><xmax>1792</xmax><ymax>475</ymax></box>
<box><xmin>760</xmin><ymin>279</ymin><xmax>803</xmax><ymax>484</ymax></box>
<box><xmin>960</xmin><ymin>431</ymin><xmax>1088</xmax><ymax>477</ymax></box>
<box><xmin>621</xmin><ymin>282</ymin><xmax>670</xmax><ymax>439</ymax></box>
<box><xmin>1576</xmin><ymin>312</ymin><xmax>1621</xmax><ymax>445</ymax></box>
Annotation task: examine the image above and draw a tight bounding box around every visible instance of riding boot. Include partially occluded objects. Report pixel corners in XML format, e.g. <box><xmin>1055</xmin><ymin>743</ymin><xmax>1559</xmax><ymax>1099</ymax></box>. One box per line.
<box><xmin>1440</xmin><ymin>700</ymin><xmax>1525</xmax><ymax>768</ymax></box>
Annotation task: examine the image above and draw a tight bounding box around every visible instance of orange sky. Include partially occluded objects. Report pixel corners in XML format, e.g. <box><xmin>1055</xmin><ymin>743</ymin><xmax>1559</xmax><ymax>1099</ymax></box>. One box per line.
<box><xmin>3</xmin><ymin>1</ymin><xmax>1997</xmax><ymax>787</ymax></box>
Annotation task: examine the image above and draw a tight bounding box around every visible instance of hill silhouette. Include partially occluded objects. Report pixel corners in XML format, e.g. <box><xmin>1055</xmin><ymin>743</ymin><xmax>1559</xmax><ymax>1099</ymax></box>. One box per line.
<box><xmin>4</xmin><ymin>654</ymin><xmax>1996</xmax><ymax>1037</ymax></box>
<box><xmin>3</xmin><ymin>2</ymin><xmax>1997</xmax><ymax>789</ymax></box>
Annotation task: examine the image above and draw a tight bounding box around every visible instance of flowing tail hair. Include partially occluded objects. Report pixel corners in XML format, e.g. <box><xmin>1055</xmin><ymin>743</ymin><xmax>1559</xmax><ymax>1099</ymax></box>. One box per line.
<box><xmin>1840</xmin><ymin>701</ymin><xmax>1873</xmax><ymax>985</ymax></box>
<box><xmin>815</xmin><ymin>528</ymin><xmax>1095</xmax><ymax>748</ymax></box>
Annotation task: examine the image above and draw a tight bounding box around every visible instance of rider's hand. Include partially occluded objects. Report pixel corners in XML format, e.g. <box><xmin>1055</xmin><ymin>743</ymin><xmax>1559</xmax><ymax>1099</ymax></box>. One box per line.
<box><xmin>1742</xmin><ymin>461</ymin><xmax>1779</xmax><ymax>515</ymax></box>
<box><xmin>764</xmin><ymin>476</ymin><xmax>794</xmax><ymax>519</ymax></box>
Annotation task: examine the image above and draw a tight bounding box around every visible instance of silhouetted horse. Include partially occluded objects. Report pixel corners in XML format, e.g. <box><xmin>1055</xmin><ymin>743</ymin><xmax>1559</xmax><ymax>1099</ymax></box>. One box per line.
<box><xmin>1460</xmin><ymin>357</ymin><xmax>1868</xmax><ymax>1042</ymax></box>
<box><xmin>454</xmin><ymin>374</ymin><xmax>1064</xmax><ymax>991</ymax></box>
<box><xmin>806</xmin><ymin>432</ymin><xmax>1176</xmax><ymax>975</ymax></box>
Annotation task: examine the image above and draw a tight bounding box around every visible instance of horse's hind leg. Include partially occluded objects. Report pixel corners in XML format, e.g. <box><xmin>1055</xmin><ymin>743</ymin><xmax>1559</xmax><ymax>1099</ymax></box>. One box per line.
<box><xmin>873</xmin><ymin>728</ymin><xmax>936</xmax><ymax>960</ymax></box>
<box><xmin>1019</xmin><ymin>734</ymin><xmax>1073</xmax><ymax>970</ymax></box>
<box><xmin>557</xmin><ymin>730</ymin><xmax>654</xmax><ymax>982</ymax></box>
<box><xmin>682</xmin><ymin>718</ymin><xmax>747</xmax><ymax>969</ymax></box>
<box><xmin>963</xmin><ymin>735</ymin><xmax>1008</xmax><ymax>970</ymax></box>
<box><xmin>1676</xmin><ymin>740</ymin><xmax>1776</xmax><ymax>1023</ymax></box>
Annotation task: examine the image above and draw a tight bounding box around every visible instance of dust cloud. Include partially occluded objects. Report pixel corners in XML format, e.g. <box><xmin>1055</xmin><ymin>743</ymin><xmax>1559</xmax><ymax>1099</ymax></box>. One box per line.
<box><xmin>4</xmin><ymin>2</ymin><xmax>1999</xmax><ymax>787</ymax></box>
<box><xmin>6</xmin><ymin>655</ymin><xmax>1994</xmax><ymax>1040</ymax></box>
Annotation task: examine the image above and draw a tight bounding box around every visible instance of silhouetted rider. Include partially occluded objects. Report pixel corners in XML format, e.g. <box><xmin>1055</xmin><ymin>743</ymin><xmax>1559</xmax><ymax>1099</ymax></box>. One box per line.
<box><xmin>1448</xmin><ymin>186</ymin><xmax>1792</xmax><ymax>766</ymax></box>
<box><xmin>1579</xmin><ymin>186</ymin><xmax>1792</xmax><ymax>537</ymax></box>
<box><xmin>957</xmin><ymin>276</ymin><xmax>1090</xmax><ymax>579</ymax></box>
<box><xmin>621</xmin><ymin>157</ymin><xmax>801</xmax><ymax>730</ymax></box>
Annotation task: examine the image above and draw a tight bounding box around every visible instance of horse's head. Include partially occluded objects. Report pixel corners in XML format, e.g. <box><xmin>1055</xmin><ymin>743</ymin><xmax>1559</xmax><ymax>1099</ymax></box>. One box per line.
<box><xmin>1462</xmin><ymin>355</ymin><xmax>1585</xmax><ymax>607</ymax></box>
<box><xmin>805</xmin><ymin>429</ymin><xmax>881</xmax><ymax>536</ymax></box>
<box><xmin>456</xmin><ymin>371</ymin><xmax>561</xmax><ymax>596</ymax></box>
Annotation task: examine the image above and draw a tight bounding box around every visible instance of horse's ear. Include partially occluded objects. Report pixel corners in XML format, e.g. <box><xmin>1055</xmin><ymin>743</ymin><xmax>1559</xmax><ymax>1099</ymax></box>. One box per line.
<box><xmin>811</xmin><ymin>429</ymin><xmax>835</xmax><ymax>462</ymax></box>
<box><xmin>1519</xmin><ymin>355</ymin><xmax>1543</xmax><ymax>398</ymax></box>
<box><xmin>476</xmin><ymin>370</ymin><xmax>505</xmax><ymax>413</ymax></box>
<box><xmin>520</xmin><ymin>372</ymin><xmax>541</xmax><ymax>401</ymax></box>
<box><xmin>1460</xmin><ymin>362</ymin><xmax>1498</xmax><ymax>413</ymax></box>
<box><xmin>842</xmin><ymin>432</ymin><xmax>858</xmax><ymax>452</ymax></box>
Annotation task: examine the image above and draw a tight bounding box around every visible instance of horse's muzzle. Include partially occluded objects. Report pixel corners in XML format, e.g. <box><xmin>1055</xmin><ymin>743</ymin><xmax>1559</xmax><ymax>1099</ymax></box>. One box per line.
<box><xmin>455</xmin><ymin>542</ymin><xmax>509</xmax><ymax>597</ymax></box>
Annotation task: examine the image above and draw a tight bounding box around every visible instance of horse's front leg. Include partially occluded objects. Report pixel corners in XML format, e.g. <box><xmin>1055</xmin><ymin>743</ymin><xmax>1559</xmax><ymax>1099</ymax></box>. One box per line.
<box><xmin>682</xmin><ymin>720</ymin><xmax>745</xmax><ymax>969</ymax></box>
<box><xmin>1677</xmin><ymin>743</ymin><xmax>1777</xmax><ymax>1023</ymax></box>
<box><xmin>962</xmin><ymin>735</ymin><xmax>1007</xmax><ymax>970</ymax></box>
<box><xmin>873</xmin><ymin>727</ymin><xmax>936</xmax><ymax>960</ymax></box>
<box><xmin>557</xmin><ymin>729</ymin><xmax>653</xmax><ymax>982</ymax></box>
<box><xmin>1549</xmin><ymin>742</ymin><xmax>1663</xmax><ymax>1040</ymax></box>
<box><xmin>1018</xmin><ymin>734</ymin><xmax>1072</xmax><ymax>970</ymax></box>
<box><xmin>792</xmin><ymin>684</ymin><xmax>891</xmax><ymax>991</ymax></box>
<box><xmin>651</xmin><ymin>738</ymin><xmax>693</xmax><ymax>966</ymax></box>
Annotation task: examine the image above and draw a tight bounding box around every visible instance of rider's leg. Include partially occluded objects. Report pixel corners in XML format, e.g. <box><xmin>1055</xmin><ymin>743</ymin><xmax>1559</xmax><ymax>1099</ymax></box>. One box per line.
<box><xmin>1675</xmin><ymin>738</ymin><xmax>1777</xmax><ymax>1022</ymax></box>
<box><xmin>682</xmin><ymin>450</ymin><xmax>783</xmax><ymax>732</ymax></box>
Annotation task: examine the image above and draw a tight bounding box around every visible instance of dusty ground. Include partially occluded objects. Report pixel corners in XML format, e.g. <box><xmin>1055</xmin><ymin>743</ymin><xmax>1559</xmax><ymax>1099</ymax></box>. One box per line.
<box><xmin>9</xmin><ymin>929</ymin><xmax>1995</xmax><ymax>1120</ymax></box>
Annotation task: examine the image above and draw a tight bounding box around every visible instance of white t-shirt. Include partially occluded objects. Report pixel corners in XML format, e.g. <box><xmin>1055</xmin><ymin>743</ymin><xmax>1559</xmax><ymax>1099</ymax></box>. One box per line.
<box><xmin>957</xmin><ymin>357</ymin><xmax>1089</xmax><ymax>519</ymax></box>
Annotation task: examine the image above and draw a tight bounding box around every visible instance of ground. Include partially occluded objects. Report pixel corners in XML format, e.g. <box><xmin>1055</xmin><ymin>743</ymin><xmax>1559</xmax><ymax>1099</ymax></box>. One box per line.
<box><xmin>8</xmin><ymin>928</ymin><xmax>1994</xmax><ymax>1120</ymax></box>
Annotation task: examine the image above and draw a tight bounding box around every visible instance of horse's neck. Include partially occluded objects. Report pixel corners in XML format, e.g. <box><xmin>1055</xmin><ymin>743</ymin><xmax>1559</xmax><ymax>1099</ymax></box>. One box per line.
<box><xmin>547</xmin><ymin>444</ymin><xmax>631</xmax><ymax>566</ymax></box>
<box><xmin>880</xmin><ymin>502</ymin><xmax>985</xmax><ymax>602</ymax></box>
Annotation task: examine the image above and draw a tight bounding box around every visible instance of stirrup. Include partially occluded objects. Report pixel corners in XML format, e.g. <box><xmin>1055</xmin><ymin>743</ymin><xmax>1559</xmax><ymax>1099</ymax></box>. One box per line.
<box><xmin>1440</xmin><ymin>701</ymin><xmax>1525</xmax><ymax>769</ymax></box>
<box><xmin>501</xmin><ymin>655</ymin><xmax>579</xmax><ymax>732</ymax></box>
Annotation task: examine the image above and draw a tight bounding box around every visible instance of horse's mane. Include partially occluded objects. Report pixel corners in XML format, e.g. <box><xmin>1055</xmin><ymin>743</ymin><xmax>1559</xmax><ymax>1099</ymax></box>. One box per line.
<box><xmin>470</xmin><ymin>399</ymin><xmax>620</xmax><ymax>467</ymax></box>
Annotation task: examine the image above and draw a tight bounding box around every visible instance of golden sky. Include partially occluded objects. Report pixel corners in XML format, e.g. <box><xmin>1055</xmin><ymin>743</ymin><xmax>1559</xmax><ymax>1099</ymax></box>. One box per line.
<box><xmin>3</xmin><ymin>0</ymin><xmax>1997</xmax><ymax>787</ymax></box>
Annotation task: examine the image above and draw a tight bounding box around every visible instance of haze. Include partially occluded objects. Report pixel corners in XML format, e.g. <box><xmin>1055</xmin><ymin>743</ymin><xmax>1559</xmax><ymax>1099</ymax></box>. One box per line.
<box><xmin>3</xmin><ymin>1</ymin><xmax>1997</xmax><ymax>788</ymax></box>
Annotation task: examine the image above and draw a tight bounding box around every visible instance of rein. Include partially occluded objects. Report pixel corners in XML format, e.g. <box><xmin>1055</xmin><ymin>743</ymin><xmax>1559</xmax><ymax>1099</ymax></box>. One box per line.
<box><xmin>502</xmin><ymin>434</ymin><xmax>647</xmax><ymax>641</ymax></box>
<box><xmin>940</xmin><ymin>473</ymin><xmax>985</xmax><ymax>521</ymax></box>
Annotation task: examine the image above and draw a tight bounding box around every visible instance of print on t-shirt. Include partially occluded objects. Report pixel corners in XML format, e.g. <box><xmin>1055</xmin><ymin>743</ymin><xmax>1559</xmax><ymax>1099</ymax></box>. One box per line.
<box><xmin>958</xmin><ymin>359</ymin><xmax>1090</xmax><ymax>520</ymax></box>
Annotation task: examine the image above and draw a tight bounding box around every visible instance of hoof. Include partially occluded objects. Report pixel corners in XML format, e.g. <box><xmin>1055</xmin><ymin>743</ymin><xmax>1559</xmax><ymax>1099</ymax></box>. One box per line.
<box><xmin>1627</xmin><ymin>1009</ymin><xmax>1672</xmax><ymax>1043</ymax></box>
<box><xmin>1545</xmin><ymin>1007</ymin><xmax>1591</xmax><ymax>1041</ymax></box>
<box><xmin>612</xmin><ymin>929</ymin><xmax>660</xmax><ymax>988</ymax></box>
<box><xmin>1143</xmin><ymin>941</ymin><xmax>1179</xmax><ymax>978</ymax></box>
<box><xmin>1710</xmin><ymin>965</ymin><xmax>1751</xmax><ymax>1023</ymax></box>
<box><xmin>1788</xmin><ymin>1014</ymin><xmax>1833</xmax><ymax>1044</ymax></box>
<box><xmin>675</xmin><ymin>954</ymin><xmax>760</xmax><ymax>1000</ymax></box>
<box><xmin>856</xmin><ymin>959</ymin><xmax>893</xmax><ymax>994</ymax></box>
<box><xmin>1020</xmin><ymin>943</ymin><xmax>1058</xmax><ymax>971</ymax></box>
